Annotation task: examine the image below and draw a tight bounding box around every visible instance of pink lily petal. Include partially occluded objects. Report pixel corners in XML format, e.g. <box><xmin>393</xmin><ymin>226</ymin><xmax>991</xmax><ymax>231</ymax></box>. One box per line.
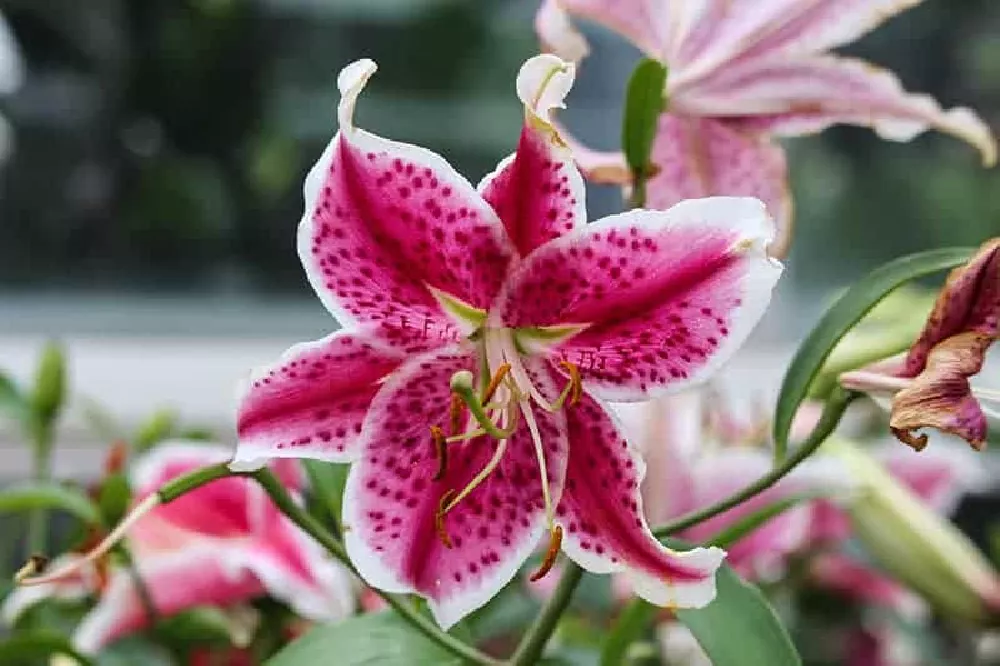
<box><xmin>668</xmin><ymin>0</ymin><xmax>927</xmax><ymax>82</ymax></box>
<box><xmin>536</xmin><ymin>0</ymin><xmax>672</xmax><ymax>62</ymax></box>
<box><xmin>342</xmin><ymin>347</ymin><xmax>568</xmax><ymax>629</ymax></box>
<box><xmin>891</xmin><ymin>332</ymin><xmax>992</xmax><ymax>450</ymax></box>
<box><xmin>499</xmin><ymin>197</ymin><xmax>781</xmax><ymax>402</ymax></box>
<box><xmin>810</xmin><ymin>553</ymin><xmax>915</xmax><ymax>611</ymax></box>
<box><xmin>479</xmin><ymin>55</ymin><xmax>586</xmax><ymax>255</ymax></box>
<box><xmin>901</xmin><ymin>239</ymin><xmax>1000</xmax><ymax>378</ymax></box>
<box><xmin>556</xmin><ymin>391</ymin><xmax>724</xmax><ymax>608</ymax></box>
<box><xmin>73</xmin><ymin>546</ymin><xmax>265</xmax><ymax>653</ymax></box>
<box><xmin>678</xmin><ymin>55</ymin><xmax>997</xmax><ymax>166</ymax></box>
<box><xmin>647</xmin><ymin>115</ymin><xmax>792</xmax><ymax>258</ymax></box>
<box><xmin>235</xmin><ymin>330</ymin><xmax>405</xmax><ymax>466</ymax></box>
<box><xmin>876</xmin><ymin>443</ymin><xmax>986</xmax><ymax>515</ymax></box>
<box><xmin>126</xmin><ymin>442</ymin><xmax>355</xmax><ymax>621</ymax></box>
<box><xmin>301</xmin><ymin>59</ymin><xmax>515</xmax><ymax>339</ymax></box>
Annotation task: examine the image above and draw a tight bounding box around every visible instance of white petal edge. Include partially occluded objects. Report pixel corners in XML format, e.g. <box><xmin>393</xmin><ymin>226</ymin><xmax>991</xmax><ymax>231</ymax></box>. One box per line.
<box><xmin>536</xmin><ymin>0</ymin><xmax>591</xmax><ymax>63</ymax></box>
<box><xmin>558</xmin><ymin>196</ymin><xmax>783</xmax><ymax>402</ymax></box>
<box><xmin>516</xmin><ymin>54</ymin><xmax>576</xmax><ymax>126</ymax></box>
<box><xmin>557</xmin><ymin>400</ymin><xmax>725</xmax><ymax>610</ymax></box>
<box><xmin>298</xmin><ymin>63</ymin><xmax>513</xmax><ymax>328</ymax></box>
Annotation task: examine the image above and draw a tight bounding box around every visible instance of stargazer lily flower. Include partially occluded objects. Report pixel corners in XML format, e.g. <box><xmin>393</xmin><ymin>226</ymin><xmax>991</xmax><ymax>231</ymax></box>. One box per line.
<box><xmin>3</xmin><ymin>442</ymin><xmax>353</xmax><ymax>654</ymax></box>
<box><xmin>233</xmin><ymin>54</ymin><xmax>782</xmax><ymax>627</ymax></box>
<box><xmin>841</xmin><ymin>238</ymin><xmax>1000</xmax><ymax>450</ymax></box>
<box><xmin>536</xmin><ymin>0</ymin><xmax>998</xmax><ymax>257</ymax></box>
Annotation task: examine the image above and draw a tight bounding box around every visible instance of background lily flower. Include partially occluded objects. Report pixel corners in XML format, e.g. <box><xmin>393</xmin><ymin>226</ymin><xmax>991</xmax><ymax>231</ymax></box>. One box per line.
<box><xmin>2</xmin><ymin>441</ymin><xmax>354</xmax><ymax>654</ymax></box>
<box><xmin>536</xmin><ymin>0</ymin><xmax>997</xmax><ymax>257</ymax></box>
<box><xmin>841</xmin><ymin>237</ymin><xmax>1000</xmax><ymax>450</ymax></box>
<box><xmin>234</xmin><ymin>53</ymin><xmax>782</xmax><ymax>627</ymax></box>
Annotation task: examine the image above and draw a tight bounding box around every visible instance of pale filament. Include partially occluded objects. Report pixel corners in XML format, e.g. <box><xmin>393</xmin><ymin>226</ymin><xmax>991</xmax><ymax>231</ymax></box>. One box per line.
<box><xmin>840</xmin><ymin>369</ymin><xmax>1000</xmax><ymax>419</ymax></box>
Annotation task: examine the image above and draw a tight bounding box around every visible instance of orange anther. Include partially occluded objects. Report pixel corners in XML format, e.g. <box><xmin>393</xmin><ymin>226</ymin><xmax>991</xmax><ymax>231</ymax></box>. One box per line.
<box><xmin>104</xmin><ymin>440</ymin><xmax>129</xmax><ymax>476</ymax></box>
<box><xmin>430</xmin><ymin>426</ymin><xmax>448</xmax><ymax>481</ymax></box>
<box><xmin>481</xmin><ymin>363</ymin><xmax>512</xmax><ymax>404</ymax></box>
<box><xmin>529</xmin><ymin>525</ymin><xmax>563</xmax><ymax>582</ymax></box>
<box><xmin>448</xmin><ymin>393</ymin><xmax>464</xmax><ymax>436</ymax></box>
<box><xmin>435</xmin><ymin>490</ymin><xmax>457</xmax><ymax>549</ymax></box>
<box><xmin>559</xmin><ymin>361</ymin><xmax>582</xmax><ymax>405</ymax></box>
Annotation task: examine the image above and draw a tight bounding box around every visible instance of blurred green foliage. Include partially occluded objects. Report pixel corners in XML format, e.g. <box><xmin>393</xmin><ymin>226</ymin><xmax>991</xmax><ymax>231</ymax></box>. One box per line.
<box><xmin>0</xmin><ymin>0</ymin><xmax>996</xmax><ymax>295</ymax></box>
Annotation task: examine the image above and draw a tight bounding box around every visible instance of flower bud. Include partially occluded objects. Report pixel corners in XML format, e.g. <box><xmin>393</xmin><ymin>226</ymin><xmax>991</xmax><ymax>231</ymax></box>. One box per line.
<box><xmin>826</xmin><ymin>437</ymin><xmax>1000</xmax><ymax>625</ymax></box>
<box><xmin>31</xmin><ymin>341</ymin><xmax>66</xmax><ymax>427</ymax></box>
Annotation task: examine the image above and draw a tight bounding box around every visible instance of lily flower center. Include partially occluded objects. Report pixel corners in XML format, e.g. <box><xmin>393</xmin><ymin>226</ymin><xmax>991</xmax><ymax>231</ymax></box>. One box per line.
<box><xmin>430</xmin><ymin>326</ymin><xmax>581</xmax><ymax>580</ymax></box>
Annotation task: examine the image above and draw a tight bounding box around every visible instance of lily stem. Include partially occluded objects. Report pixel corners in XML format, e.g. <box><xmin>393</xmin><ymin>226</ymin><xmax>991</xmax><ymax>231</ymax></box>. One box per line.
<box><xmin>26</xmin><ymin>422</ymin><xmax>54</xmax><ymax>556</ymax></box>
<box><xmin>158</xmin><ymin>465</ymin><xmax>500</xmax><ymax>666</ymax></box>
<box><xmin>508</xmin><ymin>560</ymin><xmax>584</xmax><ymax>666</ymax></box>
<box><xmin>653</xmin><ymin>387</ymin><xmax>857</xmax><ymax>538</ymax></box>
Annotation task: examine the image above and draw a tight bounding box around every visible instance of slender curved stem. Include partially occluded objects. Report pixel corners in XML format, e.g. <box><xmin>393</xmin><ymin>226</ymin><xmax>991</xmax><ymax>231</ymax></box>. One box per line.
<box><xmin>654</xmin><ymin>388</ymin><xmax>857</xmax><ymax>538</ymax></box>
<box><xmin>508</xmin><ymin>561</ymin><xmax>584</xmax><ymax>666</ymax></box>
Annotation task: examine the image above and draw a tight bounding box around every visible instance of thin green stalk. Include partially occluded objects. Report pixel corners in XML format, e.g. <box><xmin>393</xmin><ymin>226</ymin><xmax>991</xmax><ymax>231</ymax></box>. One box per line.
<box><xmin>117</xmin><ymin>544</ymin><xmax>159</xmax><ymax>625</ymax></box>
<box><xmin>508</xmin><ymin>561</ymin><xmax>584</xmax><ymax>666</ymax></box>
<box><xmin>654</xmin><ymin>388</ymin><xmax>857</xmax><ymax>538</ymax></box>
<box><xmin>26</xmin><ymin>423</ymin><xmax>54</xmax><ymax>555</ymax></box>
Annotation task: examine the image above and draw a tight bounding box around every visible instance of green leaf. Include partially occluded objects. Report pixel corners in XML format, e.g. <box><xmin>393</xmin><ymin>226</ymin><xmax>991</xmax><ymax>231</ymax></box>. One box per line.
<box><xmin>0</xmin><ymin>482</ymin><xmax>103</xmax><ymax>526</ymax></box>
<box><xmin>97</xmin><ymin>473</ymin><xmax>132</xmax><ymax>526</ymax></box>
<box><xmin>772</xmin><ymin>247</ymin><xmax>974</xmax><ymax>458</ymax></box>
<box><xmin>303</xmin><ymin>460</ymin><xmax>349</xmax><ymax>530</ymax></box>
<box><xmin>133</xmin><ymin>409</ymin><xmax>177</xmax><ymax>451</ymax></box>
<box><xmin>154</xmin><ymin>606</ymin><xmax>235</xmax><ymax>646</ymax></box>
<box><xmin>676</xmin><ymin>564</ymin><xmax>800</xmax><ymax>666</ymax></box>
<box><xmin>0</xmin><ymin>631</ymin><xmax>95</xmax><ymax>666</ymax></box>
<box><xmin>602</xmin><ymin>539</ymin><xmax>800</xmax><ymax>666</ymax></box>
<box><xmin>621</xmin><ymin>58</ymin><xmax>667</xmax><ymax>207</ymax></box>
<box><xmin>266</xmin><ymin>612</ymin><xmax>462</xmax><ymax>666</ymax></box>
<box><xmin>0</xmin><ymin>370</ymin><xmax>30</xmax><ymax>428</ymax></box>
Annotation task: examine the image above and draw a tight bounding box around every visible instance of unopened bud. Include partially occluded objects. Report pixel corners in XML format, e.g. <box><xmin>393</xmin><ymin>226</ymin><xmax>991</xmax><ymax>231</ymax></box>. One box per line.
<box><xmin>826</xmin><ymin>438</ymin><xmax>1000</xmax><ymax>625</ymax></box>
<box><xmin>31</xmin><ymin>341</ymin><xmax>66</xmax><ymax>427</ymax></box>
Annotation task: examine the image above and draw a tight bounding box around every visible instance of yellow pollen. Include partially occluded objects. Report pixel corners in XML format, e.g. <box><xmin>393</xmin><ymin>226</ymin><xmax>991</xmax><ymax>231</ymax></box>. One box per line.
<box><xmin>448</xmin><ymin>393</ymin><xmax>464</xmax><ymax>436</ymax></box>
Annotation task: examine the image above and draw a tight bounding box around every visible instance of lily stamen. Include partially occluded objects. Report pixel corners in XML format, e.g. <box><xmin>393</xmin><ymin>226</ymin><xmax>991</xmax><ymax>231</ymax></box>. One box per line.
<box><xmin>431</xmin><ymin>425</ymin><xmax>448</xmax><ymax>481</ymax></box>
<box><xmin>17</xmin><ymin>494</ymin><xmax>160</xmax><ymax>587</ymax></box>
<box><xmin>529</xmin><ymin>525</ymin><xmax>563</xmax><ymax>582</ymax></box>
<box><xmin>443</xmin><ymin>435</ymin><xmax>511</xmax><ymax>514</ymax></box>
<box><xmin>448</xmin><ymin>392</ymin><xmax>465</xmax><ymax>436</ymax></box>
<box><xmin>435</xmin><ymin>490</ymin><xmax>457</xmax><ymax>549</ymax></box>
<box><xmin>482</xmin><ymin>363</ymin><xmax>512</xmax><ymax>405</ymax></box>
<box><xmin>450</xmin><ymin>371</ymin><xmax>520</xmax><ymax>440</ymax></box>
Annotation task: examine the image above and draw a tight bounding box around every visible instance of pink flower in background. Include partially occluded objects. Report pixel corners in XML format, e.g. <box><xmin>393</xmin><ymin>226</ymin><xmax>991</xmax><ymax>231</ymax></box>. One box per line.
<box><xmin>2</xmin><ymin>442</ymin><xmax>353</xmax><ymax>654</ymax></box>
<box><xmin>537</xmin><ymin>0</ymin><xmax>997</xmax><ymax>257</ymax></box>
<box><xmin>619</xmin><ymin>390</ymin><xmax>985</xmax><ymax>580</ymax></box>
<box><xmin>233</xmin><ymin>54</ymin><xmax>783</xmax><ymax>627</ymax></box>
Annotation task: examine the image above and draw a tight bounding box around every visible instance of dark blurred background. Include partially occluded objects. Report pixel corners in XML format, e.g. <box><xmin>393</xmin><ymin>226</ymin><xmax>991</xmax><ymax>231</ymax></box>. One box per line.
<box><xmin>0</xmin><ymin>0</ymin><xmax>997</xmax><ymax>311</ymax></box>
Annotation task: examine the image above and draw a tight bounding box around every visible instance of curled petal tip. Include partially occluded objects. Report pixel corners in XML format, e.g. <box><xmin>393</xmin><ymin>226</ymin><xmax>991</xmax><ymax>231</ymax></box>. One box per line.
<box><xmin>337</xmin><ymin>58</ymin><xmax>378</xmax><ymax>133</ymax></box>
<box><xmin>516</xmin><ymin>54</ymin><xmax>576</xmax><ymax>126</ymax></box>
